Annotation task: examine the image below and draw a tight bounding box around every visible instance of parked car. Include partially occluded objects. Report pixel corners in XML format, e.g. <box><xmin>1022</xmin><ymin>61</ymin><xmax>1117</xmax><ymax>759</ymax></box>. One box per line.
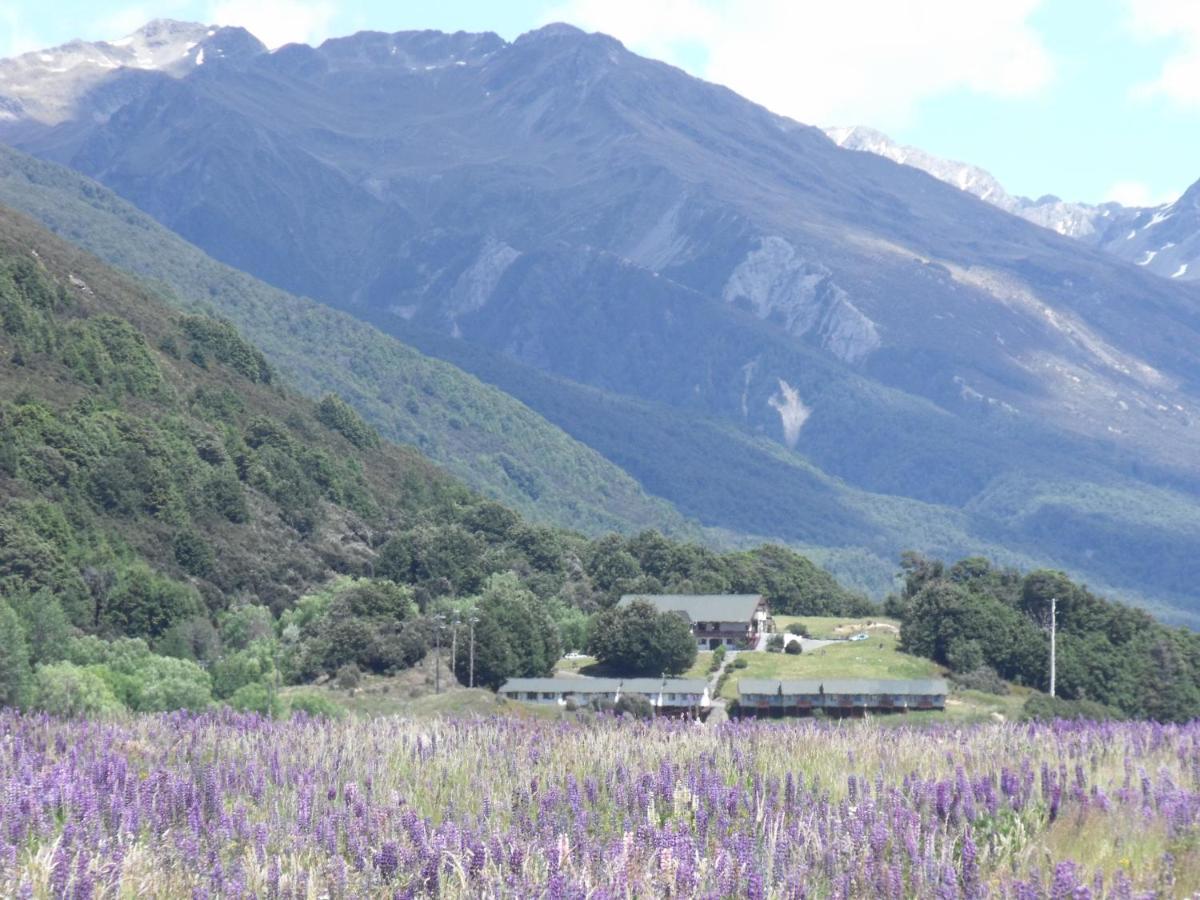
<box><xmin>848</xmin><ymin>633</ymin><xmax>869</xmax><ymax>642</ymax></box>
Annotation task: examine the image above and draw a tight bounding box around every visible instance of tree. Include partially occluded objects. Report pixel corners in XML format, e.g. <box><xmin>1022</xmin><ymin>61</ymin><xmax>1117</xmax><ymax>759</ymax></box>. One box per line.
<box><xmin>31</xmin><ymin>663</ymin><xmax>124</xmax><ymax>717</ymax></box>
<box><xmin>586</xmin><ymin>599</ymin><xmax>696</xmax><ymax>676</ymax></box>
<box><xmin>454</xmin><ymin>573</ymin><xmax>560</xmax><ymax>689</ymax></box>
<box><xmin>127</xmin><ymin>656</ymin><xmax>212</xmax><ymax>712</ymax></box>
<box><xmin>102</xmin><ymin>564</ymin><xmax>201</xmax><ymax>639</ymax></box>
<box><xmin>0</xmin><ymin>600</ymin><xmax>32</xmax><ymax>708</ymax></box>
<box><xmin>6</xmin><ymin>588</ymin><xmax>71</xmax><ymax>665</ymax></box>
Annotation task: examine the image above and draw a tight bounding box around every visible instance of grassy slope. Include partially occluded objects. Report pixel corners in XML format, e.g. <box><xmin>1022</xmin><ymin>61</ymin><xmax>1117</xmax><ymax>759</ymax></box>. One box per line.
<box><xmin>0</xmin><ymin>145</ymin><xmax>694</xmax><ymax>539</ymax></box>
<box><xmin>725</xmin><ymin>616</ymin><xmax>1028</xmax><ymax>721</ymax></box>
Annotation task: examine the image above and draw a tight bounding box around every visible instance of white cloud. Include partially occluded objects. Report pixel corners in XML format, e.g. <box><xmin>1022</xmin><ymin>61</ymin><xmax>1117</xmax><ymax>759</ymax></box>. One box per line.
<box><xmin>0</xmin><ymin>7</ymin><xmax>45</xmax><ymax>58</ymax></box>
<box><xmin>1126</xmin><ymin>0</ymin><xmax>1200</xmax><ymax>106</ymax></box>
<box><xmin>208</xmin><ymin>0</ymin><xmax>336</xmax><ymax>49</ymax></box>
<box><xmin>545</xmin><ymin>0</ymin><xmax>1054</xmax><ymax>128</ymax></box>
<box><xmin>1104</xmin><ymin>179</ymin><xmax>1179</xmax><ymax>207</ymax></box>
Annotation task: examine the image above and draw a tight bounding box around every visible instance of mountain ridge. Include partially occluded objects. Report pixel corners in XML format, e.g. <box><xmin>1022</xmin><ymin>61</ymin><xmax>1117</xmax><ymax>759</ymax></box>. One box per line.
<box><xmin>4</xmin><ymin>22</ymin><xmax>1200</xmax><ymax>620</ymax></box>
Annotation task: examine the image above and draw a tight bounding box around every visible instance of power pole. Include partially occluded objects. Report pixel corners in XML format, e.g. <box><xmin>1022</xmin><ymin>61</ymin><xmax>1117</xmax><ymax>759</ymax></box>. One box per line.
<box><xmin>434</xmin><ymin>614</ymin><xmax>446</xmax><ymax>695</ymax></box>
<box><xmin>468</xmin><ymin>615</ymin><xmax>479</xmax><ymax>689</ymax></box>
<box><xmin>1049</xmin><ymin>597</ymin><xmax>1057</xmax><ymax>698</ymax></box>
<box><xmin>450</xmin><ymin>617</ymin><xmax>459</xmax><ymax>678</ymax></box>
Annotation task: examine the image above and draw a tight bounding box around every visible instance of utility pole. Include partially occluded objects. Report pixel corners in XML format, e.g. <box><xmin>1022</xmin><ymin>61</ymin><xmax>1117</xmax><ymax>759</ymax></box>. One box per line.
<box><xmin>468</xmin><ymin>615</ymin><xmax>479</xmax><ymax>689</ymax></box>
<box><xmin>434</xmin><ymin>614</ymin><xmax>446</xmax><ymax>695</ymax></box>
<box><xmin>1049</xmin><ymin>597</ymin><xmax>1057</xmax><ymax>698</ymax></box>
<box><xmin>450</xmin><ymin>614</ymin><xmax>459</xmax><ymax>679</ymax></box>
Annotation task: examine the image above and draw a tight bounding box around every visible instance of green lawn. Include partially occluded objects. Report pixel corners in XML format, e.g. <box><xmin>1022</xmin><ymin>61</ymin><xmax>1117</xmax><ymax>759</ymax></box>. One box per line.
<box><xmin>555</xmin><ymin>652</ymin><xmax>715</xmax><ymax>680</ymax></box>
<box><xmin>721</xmin><ymin>632</ymin><xmax>938</xmax><ymax>700</ymax></box>
<box><xmin>682</xmin><ymin>651</ymin><xmax>716</xmax><ymax>679</ymax></box>
<box><xmin>773</xmin><ymin>615</ymin><xmax>902</xmax><ymax>640</ymax></box>
<box><xmin>555</xmin><ymin>655</ymin><xmax>599</xmax><ymax>675</ymax></box>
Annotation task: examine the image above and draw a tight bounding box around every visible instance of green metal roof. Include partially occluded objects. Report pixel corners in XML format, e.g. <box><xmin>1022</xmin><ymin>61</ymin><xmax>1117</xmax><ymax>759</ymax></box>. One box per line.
<box><xmin>618</xmin><ymin>593</ymin><xmax>764</xmax><ymax>623</ymax></box>
<box><xmin>738</xmin><ymin>678</ymin><xmax>948</xmax><ymax>696</ymax></box>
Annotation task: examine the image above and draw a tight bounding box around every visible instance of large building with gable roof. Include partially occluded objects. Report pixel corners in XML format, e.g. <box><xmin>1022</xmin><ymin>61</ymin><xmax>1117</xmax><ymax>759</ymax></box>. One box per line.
<box><xmin>618</xmin><ymin>593</ymin><xmax>770</xmax><ymax>650</ymax></box>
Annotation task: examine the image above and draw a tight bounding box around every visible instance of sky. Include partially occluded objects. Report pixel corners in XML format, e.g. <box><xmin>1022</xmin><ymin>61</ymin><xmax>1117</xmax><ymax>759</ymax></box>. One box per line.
<box><xmin>1</xmin><ymin>0</ymin><xmax>1197</xmax><ymax>206</ymax></box>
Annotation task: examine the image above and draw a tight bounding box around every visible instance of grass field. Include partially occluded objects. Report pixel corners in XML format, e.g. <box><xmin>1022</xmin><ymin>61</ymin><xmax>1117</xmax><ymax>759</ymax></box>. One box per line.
<box><xmin>721</xmin><ymin>631</ymin><xmax>938</xmax><ymax>700</ymax></box>
<box><xmin>773</xmin><ymin>614</ymin><xmax>902</xmax><ymax>640</ymax></box>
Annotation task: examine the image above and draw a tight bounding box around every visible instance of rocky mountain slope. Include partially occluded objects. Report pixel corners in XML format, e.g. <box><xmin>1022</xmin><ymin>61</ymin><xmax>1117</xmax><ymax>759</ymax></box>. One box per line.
<box><xmin>4</xmin><ymin>22</ymin><xmax>1200</xmax><ymax>618</ymax></box>
<box><xmin>826</xmin><ymin>124</ymin><xmax>1200</xmax><ymax>284</ymax></box>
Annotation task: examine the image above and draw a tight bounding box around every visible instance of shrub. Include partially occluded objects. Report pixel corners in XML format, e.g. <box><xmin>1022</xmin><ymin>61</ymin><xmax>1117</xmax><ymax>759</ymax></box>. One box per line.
<box><xmin>1021</xmin><ymin>694</ymin><xmax>1124</xmax><ymax>722</ymax></box>
<box><xmin>615</xmin><ymin>693</ymin><xmax>654</xmax><ymax>720</ymax></box>
<box><xmin>784</xmin><ymin>641</ymin><xmax>803</xmax><ymax>655</ymax></box>
<box><xmin>786</xmin><ymin>622</ymin><xmax>810</xmax><ymax>637</ymax></box>
<box><xmin>287</xmin><ymin>691</ymin><xmax>344</xmax><ymax>718</ymax></box>
<box><xmin>766</xmin><ymin>634</ymin><xmax>785</xmax><ymax>653</ymax></box>
<box><xmin>335</xmin><ymin>663</ymin><xmax>361</xmax><ymax>691</ymax></box>
<box><xmin>731</xmin><ymin>657</ymin><xmax>749</xmax><ymax>669</ymax></box>
<box><xmin>31</xmin><ymin>663</ymin><xmax>124</xmax><ymax>717</ymax></box>
<box><xmin>228</xmin><ymin>682</ymin><xmax>283</xmax><ymax>717</ymax></box>
<box><xmin>951</xmin><ymin>665</ymin><xmax>1009</xmax><ymax>695</ymax></box>
<box><xmin>127</xmin><ymin>656</ymin><xmax>212</xmax><ymax>712</ymax></box>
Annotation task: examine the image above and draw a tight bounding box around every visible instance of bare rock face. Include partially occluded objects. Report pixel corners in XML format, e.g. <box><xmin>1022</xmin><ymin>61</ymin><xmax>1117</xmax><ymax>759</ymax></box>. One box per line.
<box><xmin>723</xmin><ymin>237</ymin><xmax>880</xmax><ymax>365</ymax></box>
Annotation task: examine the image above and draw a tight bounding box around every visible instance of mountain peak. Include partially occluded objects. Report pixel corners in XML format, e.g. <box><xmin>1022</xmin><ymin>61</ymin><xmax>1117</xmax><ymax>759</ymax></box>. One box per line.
<box><xmin>522</xmin><ymin>23</ymin><xmax>589</xmax><ymax>40</ymax></box>
<box><xmin>0</xmin><ymin>20</ymin><xmax>265</xmax><ymax>127</ymax></box>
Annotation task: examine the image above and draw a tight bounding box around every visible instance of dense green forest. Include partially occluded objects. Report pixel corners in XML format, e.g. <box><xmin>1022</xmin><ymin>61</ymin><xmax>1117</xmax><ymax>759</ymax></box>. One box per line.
<box><xmin>890</xmin><ymin>553</ymin><xmax>1200</xmax><ymax>721</ymax></box>
<box><xmin>0</xmin><ymin>205</ymin><xmax>866</xmax><ymax>715</ymax></box>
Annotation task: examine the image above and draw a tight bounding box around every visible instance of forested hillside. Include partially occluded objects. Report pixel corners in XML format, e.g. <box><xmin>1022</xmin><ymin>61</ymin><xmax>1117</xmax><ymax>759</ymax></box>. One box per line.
<box><xmin>0</xmin><ymin>204</ymin><xmax>865</xmax><ymax>714</ymax></box>
<box><xmin>7</xmin><ymin>24</ymin><xmax>1200</xmax><ymax>622</ymax></box>
<box><xmin>0</xmin><ymin>145</ymin><xmax>692</xmax><ymax>539</ymax></box>
<box><xmin>890</xmin><ymin>555</ymin><xmax>1200</xmax><ymax>721</ymax></box>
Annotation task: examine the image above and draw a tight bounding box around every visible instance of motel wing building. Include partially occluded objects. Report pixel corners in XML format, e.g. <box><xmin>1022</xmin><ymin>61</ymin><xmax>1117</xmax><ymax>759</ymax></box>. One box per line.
<box><xmin>738</xmin><ymin>678</ymin><xmax>948</xmax><ymax>717</ymax></box>
<box><xmin>498</xmin><ymin>677</ymin><xmax>711</xmax><ymax>715</ymax></box>
<box><xmin>618</xmin><ymin>594</ymin><xmax>770</xmax><ymax>650</ymax></box>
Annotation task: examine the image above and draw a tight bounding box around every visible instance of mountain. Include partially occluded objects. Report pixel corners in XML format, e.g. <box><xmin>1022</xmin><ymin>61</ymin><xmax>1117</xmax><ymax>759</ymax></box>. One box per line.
<box><xmin>826</xmin><ymin>124</ymin><xmax>1200</xmax><ymax>285</ymax></box>
<box><xmin>5</xmin><ymin>22</ymin><xmax>1200</xmax><ymax>620</ymax></box>
<box><xmin>0</xmin><ymin>198</ymin><xmax>864</xmax><ymax>685</ymax></box>
<box><xmin>823</xmin><ymin>125</ymin><xmax>1122</xmax><ymax>239</ymax></box>
<box><xmin>0</xmin><ymin>143</ymin><xmax>694</xmax><ymax>539</ymax></box>
<box><xmin>1098</xmin><ymin>181</ymin><xmax>1200</xmax><ymax>283</ymax></box>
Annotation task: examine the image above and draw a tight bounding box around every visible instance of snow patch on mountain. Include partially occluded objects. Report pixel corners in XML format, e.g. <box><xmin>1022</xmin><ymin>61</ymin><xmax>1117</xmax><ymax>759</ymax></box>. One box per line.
<box><xmin>0</xmin><ymin>20</ymin><xmax>261</xmax><ymax>125</ymax></box>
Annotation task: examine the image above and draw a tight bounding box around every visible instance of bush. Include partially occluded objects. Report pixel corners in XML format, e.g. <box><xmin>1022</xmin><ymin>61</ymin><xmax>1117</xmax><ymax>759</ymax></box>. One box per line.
<box><xmin>127</xmin><ymin>656</ymin><xmax>212</xmax><ymax>712</ymax></box>
<box><xmin>31</xmin><ymin>663</ymin><xmax>124</xmax><ymax>717</ymax></box>
<box><xmin>712</xmin><ymin>645</ymin><xmax>726</xmax><ymax>666</ymax></box>
<box><xmin>335</xmin><ymin>663</ymin><xmax>361</xmax><ymax>691</ymax></box>
<box><xmin>731</xmin><ymin>657</ymin><xmax>749</xmax><ymax>669</ymax></box>
<box><xmin>287</xmin><ymin>691</ymin><xmax>344</xmax><ymax>718</ymax></box>
<box><xmin>951</xmin><ymin>665</ymin><xmax>1009</xmax><ymax>695</ymax></box>
<box><xmin>766</xmin><ymin>634</ymin><xmax>785</xmax><ymax>652</ymax></box>
<box><xmin>786</xmin><ymin>622</ymin><xmax>810</xmax><ymax>637</ymax></box>
<box><xmin>615</xmin><ymin>693</ymin><xmax>654</xmax><ymax>719</ymax></box>
<box><xmin>228</xmin><ymin>682</ymin><xmax>283</xmax><ymax>717</ymax></box>
<box><xmin>784</xmin><ymin>641</ymin><xmax>803</xmax><ymax>655</ymax></box>
<box><xmin>1021</xmin><ymin>694</ymin><xmax>1124</xmax><ymax>722</ymax></box>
